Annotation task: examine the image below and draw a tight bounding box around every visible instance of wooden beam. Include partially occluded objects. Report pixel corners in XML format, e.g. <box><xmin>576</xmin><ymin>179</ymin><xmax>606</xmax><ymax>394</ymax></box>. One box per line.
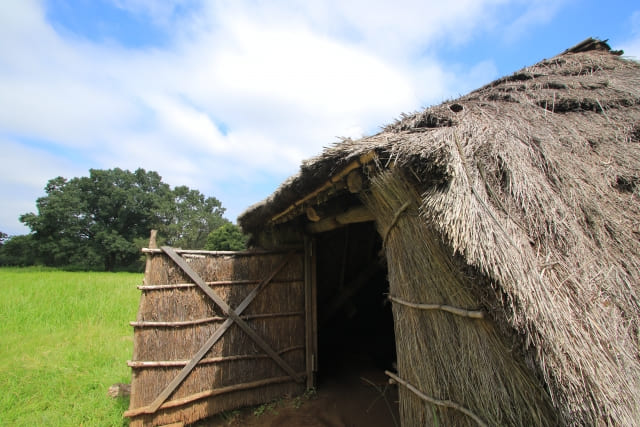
<box><xmin>336</xmin><ymin>206</ymin><xmax>374</xmax><ymax>223</ymax></box>
<box><xmin>346</xmin><ymin>170</ymin><xmax>363</xmax><ymax>193</ymax></box>
<box><xmin>271</xmin><ymin>151</ymin><xmax>377</xmax><ymax>224</ymax></box>
<box><xmin>307</xmin><ymin>217</ymin><xmax>340</xmax><ymax>234</ymax></box>
<box><xmin>307</xmin><ymin>206</ymin><xmax>374</xmax><ymax>234</ymax></box>
<box><xmin>306</xmin><ymin>206</ymin><xmax>321</xmax><ymax>222</ymax></box>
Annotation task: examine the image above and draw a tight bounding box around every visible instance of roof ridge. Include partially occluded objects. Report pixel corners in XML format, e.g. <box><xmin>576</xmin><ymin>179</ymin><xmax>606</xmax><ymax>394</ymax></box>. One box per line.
<box><xmin>562</xmin><ymin>37</ymin><xmax>623</xmax><ymax>56</ymax></box>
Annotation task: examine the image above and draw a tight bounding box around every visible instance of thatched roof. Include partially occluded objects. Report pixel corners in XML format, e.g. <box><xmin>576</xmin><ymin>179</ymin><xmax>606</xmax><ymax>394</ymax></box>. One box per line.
<box><xmin>239</xmin><ymin>38</ymin><xmax>640</xmax><ymax>425</ymax></box>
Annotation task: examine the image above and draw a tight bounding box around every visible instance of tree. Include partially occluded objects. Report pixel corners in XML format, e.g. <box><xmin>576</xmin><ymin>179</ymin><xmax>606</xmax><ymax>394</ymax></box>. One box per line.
<box><xmin>159</xmin><ymin>186</ymin><xmax>228</xmax><ymax>249</ymax></box>
<box><xmin>205</xmin><ymin>223</ymin><xmax>248</xmax><ymax>251</ymax></box>
<box><xmin>18</xmin><ymin>168</ymin><xmax>230</xmax><ymax>271</ymax></box>
<box><xmin>0</xmin><ymin>234</ymin><xmax>37</xmax><ymax>266</ymax></box>
<box><xmin>20</xmin><ymin>176</ymin><xmax>96</xmax><ymax>268</ymax></box>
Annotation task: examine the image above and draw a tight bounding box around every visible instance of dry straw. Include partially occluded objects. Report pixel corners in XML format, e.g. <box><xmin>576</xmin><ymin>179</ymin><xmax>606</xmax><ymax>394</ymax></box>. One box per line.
<box><xmin>240</xmin><ymin>40</ymin><xmax>640</xmax><ymax>426</ymax></box>
<box><xmin>363</xmin><ymin>172</ymin><xmax>557</xmax><ymax>426</ymax></box>
<box><xmin>126</xmin><ymin>251</ymin><xmax>306</xmax><ymax>426</ymax></box>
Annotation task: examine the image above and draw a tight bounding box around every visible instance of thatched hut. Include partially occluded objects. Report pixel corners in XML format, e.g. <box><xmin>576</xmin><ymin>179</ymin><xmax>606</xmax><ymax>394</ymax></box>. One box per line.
<box><xmin>126</xmin><ymin>38</ymin><xmax>639</xmax><ymax>426</ymax></box>
<box><xmin>236</xmin><ymin>38</ymin><xmax>640</xmax><ymax>426</ymax></box>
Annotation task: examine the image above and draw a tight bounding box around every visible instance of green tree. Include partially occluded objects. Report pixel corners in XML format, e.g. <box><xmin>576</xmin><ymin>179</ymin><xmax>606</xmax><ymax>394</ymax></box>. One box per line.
<box><xmin>0</xmin><ymin>234</ymin><xmax>37</xmax><ymax>266</ymax></box>
<box><xmin>159</xmin><ymin>186</ymin><xmax>228</xmax><ymax>249</ymax></box>
<box><xmin>20</xmin><ymin>176</ymin><xmax>96</xmax><ymax>268</ymax></box>
<box><xmin>18</xmin><ymin>168</ymin><xmax>230</xmax><ymax>271</ymax></box>
<box><xmin>205</xmin><ymin>223</ymin><xmax>248</xmax><ymax>251</ymax></box>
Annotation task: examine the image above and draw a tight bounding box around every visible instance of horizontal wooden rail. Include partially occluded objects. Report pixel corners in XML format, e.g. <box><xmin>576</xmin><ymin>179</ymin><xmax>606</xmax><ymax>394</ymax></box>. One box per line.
<box><xmin>124</xmin><ymin>372</ymin><xmax>306</xmax><ymax>418</ymax></box>
<box><xmin>137</xmin><ymin>278</ymin><xmax>302</xmax><ymax>291</ymax></box>
<box><xmin>141</xmin><ymin>247</ymin><xmax>302</xmax><ymax>256</ymax></box>
<box><xmin>130</xmin><ymin>311</ymin><xmax>305</xmax><ymax>328</ymax></box>
<box><xmin>128</xmin><ymin>345</ymin><xmax>305</xmax><ymax>368</ymax></box>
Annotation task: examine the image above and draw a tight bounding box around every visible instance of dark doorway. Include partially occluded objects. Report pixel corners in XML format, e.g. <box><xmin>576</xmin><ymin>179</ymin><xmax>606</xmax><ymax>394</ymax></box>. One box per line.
<box><xmin>315</xmin><ymin>221</ymin><xmax>396</xmax><ymax>382</ymax></box>
<box><xmin>311</xmin><ymin>221</ymin><xmax>399</xmax><ymax>426</ymax></box>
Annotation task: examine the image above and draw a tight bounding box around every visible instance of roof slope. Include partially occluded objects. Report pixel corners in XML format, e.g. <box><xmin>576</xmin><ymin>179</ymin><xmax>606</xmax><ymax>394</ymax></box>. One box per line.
<box><xmin>239</xmin><ymin>39</ymin><xmax>640</xmax><ymax>424</ymax></box>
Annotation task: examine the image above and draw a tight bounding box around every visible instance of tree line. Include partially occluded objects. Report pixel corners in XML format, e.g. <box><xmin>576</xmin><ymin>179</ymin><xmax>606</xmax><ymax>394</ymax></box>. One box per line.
<box><xmin>0</xmin><ymin>168</ymin><xmax>248</xmax><ymax>271</ymax></box>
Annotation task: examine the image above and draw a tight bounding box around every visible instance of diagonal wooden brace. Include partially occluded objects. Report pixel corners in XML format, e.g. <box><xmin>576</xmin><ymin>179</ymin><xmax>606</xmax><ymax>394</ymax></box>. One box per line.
<box><xmin>143</xmin><ymin>248</ymin><xmax>301</xmax><ymax>415</ymax></box>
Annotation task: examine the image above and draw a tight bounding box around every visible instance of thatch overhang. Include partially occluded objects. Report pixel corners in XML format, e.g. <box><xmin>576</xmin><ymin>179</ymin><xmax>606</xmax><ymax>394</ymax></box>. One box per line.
<box><xmin>239</xmin><ymin>38</ymin><xmax>640</xmax><ymax>425</ymax></box>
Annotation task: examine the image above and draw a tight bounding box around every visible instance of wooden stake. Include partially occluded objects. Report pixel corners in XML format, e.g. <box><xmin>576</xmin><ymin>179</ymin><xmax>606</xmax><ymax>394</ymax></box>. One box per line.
<box><xmin>385</xmin><ymin>371</ymin><xmax>488</xmax><ymax>427</ymax></box>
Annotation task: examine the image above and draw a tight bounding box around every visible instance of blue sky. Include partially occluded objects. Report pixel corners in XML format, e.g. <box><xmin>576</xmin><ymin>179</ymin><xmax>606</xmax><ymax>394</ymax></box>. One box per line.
<box><xmin>1</xmin><ymin>0</ymin><xmax>639</xmax><ymax>236</ymax></box>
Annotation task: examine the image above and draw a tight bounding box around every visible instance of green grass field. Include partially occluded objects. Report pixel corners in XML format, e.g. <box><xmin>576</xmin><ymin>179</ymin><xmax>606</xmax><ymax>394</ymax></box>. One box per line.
<box><xmin>0</xmin><ymin>267</ymin><xmax>141</xmax><ymax>426</ymax></box>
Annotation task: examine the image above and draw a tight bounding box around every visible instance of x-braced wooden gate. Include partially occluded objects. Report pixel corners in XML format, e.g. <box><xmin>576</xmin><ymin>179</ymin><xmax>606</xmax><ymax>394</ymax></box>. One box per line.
<box><xmin>125</xmin><ymin>240</ymin><xmax>317</xmax><ymax>426</ymax></box>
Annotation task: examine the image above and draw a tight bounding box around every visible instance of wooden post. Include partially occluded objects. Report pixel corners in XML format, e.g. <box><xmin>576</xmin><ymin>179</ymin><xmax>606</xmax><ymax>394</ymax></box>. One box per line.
<box><xmin>149</xmin><ymin>229</ymin><xmax>158</xmax><ymax>249</ymax></box>
<box><xmin>304</xmin><ymin>236</ymin><xmax>318</xmax><ymax>389</ymax></box>
<box><xmin>143</xmin><ymin>229</ymin><xmax>158</xmax><ymax>285</ymax></box>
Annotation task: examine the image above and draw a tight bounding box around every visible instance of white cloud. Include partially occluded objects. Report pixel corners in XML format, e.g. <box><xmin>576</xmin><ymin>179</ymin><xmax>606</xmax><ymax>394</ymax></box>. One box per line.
<box><xmin>502</xmin><ymin>0</ymin><xmax>566</xmax><ymax>43</ymax></box>
<box><xmin>1</xmin><ymin>0</ymin><xmax>569</xmax><ymax>231</ymax></box>
<box><xmin>0</xmin><ymin>138</ymin><xmax>87</xmax><ymax>235</ymax></box>
<box><xmin>112</xmin><ymin>0</ymin><xmax>194</xmax><ymax>24</ymax></box>
<box><xmin>621</xmin><ymin>10</ymin><xmax>640</xmax><ymax>59</ymax></box>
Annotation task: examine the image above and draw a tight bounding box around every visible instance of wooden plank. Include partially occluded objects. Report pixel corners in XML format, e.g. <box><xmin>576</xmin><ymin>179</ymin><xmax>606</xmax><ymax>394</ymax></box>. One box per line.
<box><xmin>143</xmin><ymin>249</ymin><xmax>298</xmax><ymax>415</ymax></box>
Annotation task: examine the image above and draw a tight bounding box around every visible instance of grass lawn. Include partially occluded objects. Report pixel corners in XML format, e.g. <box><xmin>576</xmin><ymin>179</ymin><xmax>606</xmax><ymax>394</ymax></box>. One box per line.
<box><xmin>0</xmin><ymin>267</ymin><xmax>141</xmax><ymax>426</ymax></box>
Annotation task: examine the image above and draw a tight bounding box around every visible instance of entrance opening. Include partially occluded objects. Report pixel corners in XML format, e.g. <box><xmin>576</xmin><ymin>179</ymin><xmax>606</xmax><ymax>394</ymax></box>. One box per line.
<box><xmin>314</xmin><ymin>221</ymin><xmax>399</xmax><ymax>426</ymax></box>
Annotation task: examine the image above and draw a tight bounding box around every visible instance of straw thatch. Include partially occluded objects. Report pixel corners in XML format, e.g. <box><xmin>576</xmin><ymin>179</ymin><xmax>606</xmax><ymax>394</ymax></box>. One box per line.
<box><xmin>126</xmin><ymin>250</ymin><xmax>306</xmax><ymax>426</ymax></box>
<box><xmin>239</xmin><ymin>39</ymin><xmax>640</xmax><ymax>425</ymax></box>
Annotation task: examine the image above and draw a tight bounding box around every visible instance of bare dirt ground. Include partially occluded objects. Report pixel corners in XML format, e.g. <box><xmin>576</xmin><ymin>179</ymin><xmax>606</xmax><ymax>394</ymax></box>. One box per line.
<box><xmin>198</xmin><ymin>357</ymin><xmax>399</xmax><ymax>427</ymax></box>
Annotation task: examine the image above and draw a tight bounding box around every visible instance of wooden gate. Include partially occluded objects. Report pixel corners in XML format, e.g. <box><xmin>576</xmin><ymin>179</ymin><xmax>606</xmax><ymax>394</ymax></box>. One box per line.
<box><xmin>124</xmin><ymin>242</ymin><xmax>316</xmax><ymax>426</ymax></box>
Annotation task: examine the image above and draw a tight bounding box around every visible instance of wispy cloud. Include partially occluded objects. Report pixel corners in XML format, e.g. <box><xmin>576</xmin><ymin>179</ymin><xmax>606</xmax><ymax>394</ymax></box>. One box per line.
<box><xmin>621</xmin><ymin>10</ymin><xmax>640</xmax><ymax>59</ymax></box>
<box><xmin>1</xmin><ymin>0</ymin><xmax>578</xmax><ymax>234</ymax></box>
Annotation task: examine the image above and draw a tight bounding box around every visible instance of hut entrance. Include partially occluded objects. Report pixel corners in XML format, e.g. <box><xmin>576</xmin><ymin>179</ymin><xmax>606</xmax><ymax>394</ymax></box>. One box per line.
<box><xmin>314</xmin><ymin>221</ymin><xmax>397</xmax><ymax>407</ymax></box>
